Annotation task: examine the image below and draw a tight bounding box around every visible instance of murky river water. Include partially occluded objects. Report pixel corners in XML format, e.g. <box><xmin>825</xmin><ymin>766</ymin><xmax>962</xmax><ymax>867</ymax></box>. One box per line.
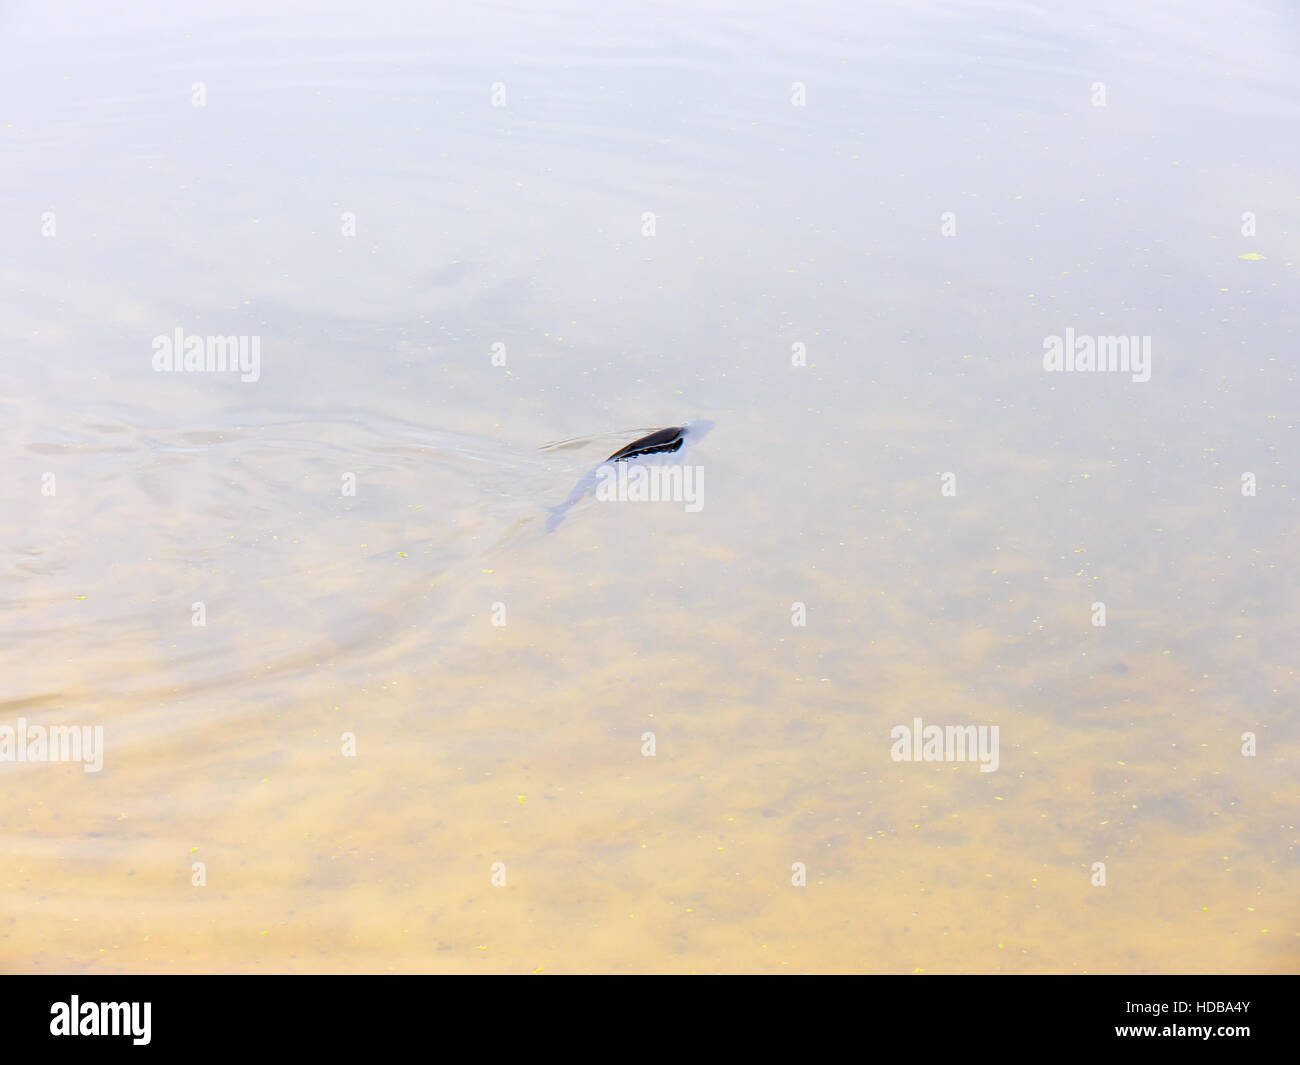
<box><xmin>2</xmin><ymin>0</ymin><xmax>1296</xmax><ymax>972</ymax></box>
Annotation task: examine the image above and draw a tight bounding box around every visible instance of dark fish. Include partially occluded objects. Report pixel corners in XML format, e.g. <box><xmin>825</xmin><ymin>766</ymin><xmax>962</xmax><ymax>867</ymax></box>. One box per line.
<box><xmin>546</xmin><ymin>419</ymin><xmax>714</xmax><ymax>533</ymax></box>
<box><xmin>605</xmin><ymin>426</ymin><xmax>686</xmax><ymax>461</ymax></box>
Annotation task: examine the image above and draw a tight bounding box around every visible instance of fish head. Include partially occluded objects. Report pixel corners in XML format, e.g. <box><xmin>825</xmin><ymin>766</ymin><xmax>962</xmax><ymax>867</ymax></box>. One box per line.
<box><xmin>682</xmin><ymin>418</ymin><xmax>716</xmax><ymax>443</ymax></box>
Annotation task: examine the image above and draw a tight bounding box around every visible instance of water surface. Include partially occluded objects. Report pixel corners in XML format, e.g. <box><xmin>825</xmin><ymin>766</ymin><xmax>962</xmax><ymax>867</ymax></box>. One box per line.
<box><xmin>1</xmin><ymin>0</ymin><xmax>1296</xmax><ymax>972</ymax></box>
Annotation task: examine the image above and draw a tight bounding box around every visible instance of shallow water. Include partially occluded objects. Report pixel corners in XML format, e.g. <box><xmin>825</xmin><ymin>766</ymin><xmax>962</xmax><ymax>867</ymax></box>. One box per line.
<box><xmin>1</xmin><ymin>0</ymin><xmax>1296</xmax><ymax>973</ymax></box>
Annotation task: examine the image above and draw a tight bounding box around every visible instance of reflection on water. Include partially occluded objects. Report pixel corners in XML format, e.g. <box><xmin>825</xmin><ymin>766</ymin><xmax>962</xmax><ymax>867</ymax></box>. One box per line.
<box><xmin>1</xmin><ymin>0</ymin><xmax>1296</xmax><ymax>972</ymax></box>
